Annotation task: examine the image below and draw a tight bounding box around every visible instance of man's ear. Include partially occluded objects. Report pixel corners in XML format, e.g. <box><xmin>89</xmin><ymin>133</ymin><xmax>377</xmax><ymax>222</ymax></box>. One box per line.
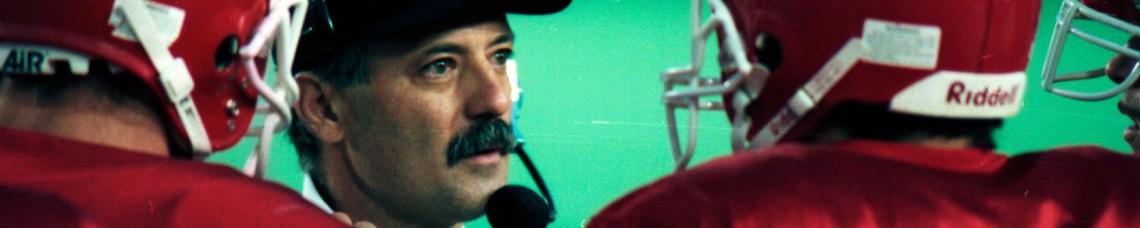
<box><xmin>295</xmin><ymin>73</ymin><xmax>345</xmax><ymax>143</ymax></box>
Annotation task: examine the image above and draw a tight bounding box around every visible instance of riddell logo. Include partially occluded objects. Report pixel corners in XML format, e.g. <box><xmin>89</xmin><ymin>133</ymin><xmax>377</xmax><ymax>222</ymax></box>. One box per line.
<box><xmin>945</xmin><ymin>81</ymin><xmax>1019</xmax><ymax>107</ymax></box>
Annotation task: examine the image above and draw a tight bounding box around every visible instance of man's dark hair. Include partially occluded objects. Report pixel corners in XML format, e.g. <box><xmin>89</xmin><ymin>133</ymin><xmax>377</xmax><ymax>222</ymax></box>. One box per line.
<box><xmin>802</xmin><ymin>102</ymin><xmax>1002</xmax><ymax>150</ymax></box>
<box><xmin>286</xmin><ymin>35</ymin><xmax>409</xmax><ymax>211</ymax></box>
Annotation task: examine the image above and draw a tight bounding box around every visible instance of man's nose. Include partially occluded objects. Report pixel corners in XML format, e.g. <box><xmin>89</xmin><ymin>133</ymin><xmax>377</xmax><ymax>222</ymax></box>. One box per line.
<box><xmin>463</xmin><ymin>58</ymin><xmax>512</xmax><ymax>120</ymax></box>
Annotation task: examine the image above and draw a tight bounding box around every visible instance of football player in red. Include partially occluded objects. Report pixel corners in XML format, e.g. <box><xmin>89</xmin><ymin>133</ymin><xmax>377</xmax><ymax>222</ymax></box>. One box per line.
<box><xmin>0</xmin><ymin>0</ymin><xmax>346</xmax><ymax>226</ymax></box>
<box><xmin>590</xmin><ymin>0</ymin><xmax>1140</xmax><ymax>226</ymax></box>
<box><xmin>1042</xmin><ymin>0</ymin><xmax>1140</xmax><ymax>153</ymax></box>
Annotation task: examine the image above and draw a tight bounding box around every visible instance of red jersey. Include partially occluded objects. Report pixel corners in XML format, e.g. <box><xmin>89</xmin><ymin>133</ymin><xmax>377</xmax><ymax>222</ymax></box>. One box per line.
<box><xmin>0</xmin><ymin>128</ymin><xmax>346</xmax><ymax>227</ymax></box>
<box><xmin>589</xmin><ymin>140</ymin><xmax>1140</xmax><ymax>227</ymax></box>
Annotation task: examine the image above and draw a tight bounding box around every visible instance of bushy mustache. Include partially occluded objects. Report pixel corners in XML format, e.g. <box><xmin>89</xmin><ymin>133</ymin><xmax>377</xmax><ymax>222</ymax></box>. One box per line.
<box><xmin>446</xmin><ymin>118</ymin><xmax>517</xmax><ymax>167</ymax></box>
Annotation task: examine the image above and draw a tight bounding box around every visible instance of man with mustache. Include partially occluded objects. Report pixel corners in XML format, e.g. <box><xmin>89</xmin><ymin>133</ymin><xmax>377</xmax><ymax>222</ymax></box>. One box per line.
<box><xmin>288</xmin><ymin>0</ymin><xmax>569</xmax><ymax>227</ymax></box>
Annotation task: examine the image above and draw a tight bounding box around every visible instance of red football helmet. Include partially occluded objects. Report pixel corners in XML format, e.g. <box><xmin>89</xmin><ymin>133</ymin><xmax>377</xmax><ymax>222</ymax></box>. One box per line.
<box><xmin>1041</xmin><ymin>0</ymin><xmax>1140</xmax><ymax>101</ymax></box>
<box><xmin>664</xmin><ymin>0</ymin><xmax>1040</xmax><ymax>170</ymax></box>
<box><xmin>0</xmin><ymin>0</ymin><xmax>307</xmax><ymax>175</ymax></box>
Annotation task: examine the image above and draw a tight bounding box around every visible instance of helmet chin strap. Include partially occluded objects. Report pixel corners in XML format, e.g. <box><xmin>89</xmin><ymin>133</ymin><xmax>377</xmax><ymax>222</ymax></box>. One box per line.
<box><xmin>748</xmin><ymin>38</ymin><xmax>864</xmax><ymax>148</ymax></box>
<box><xmin>115</xmin><ymin>0</ymin><xmax>212</xmax><ymax>154</ymax></box>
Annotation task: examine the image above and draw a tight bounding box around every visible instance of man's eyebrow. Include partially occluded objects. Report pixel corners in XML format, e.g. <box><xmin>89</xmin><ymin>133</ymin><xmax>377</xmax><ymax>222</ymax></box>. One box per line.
<box><xmin>420</xmin><ymin>33</ymin><xmax>514</xmax><ymax>56</ymax></box>
<box><xmin>490</xmin><ymin>34</ymin><xmax>514</xmax><ymax>47</ymax></box>
<box><xmin>424</xmin><ymin>44</ymin><xmax>466</xmax><ymax>56</ymax></box>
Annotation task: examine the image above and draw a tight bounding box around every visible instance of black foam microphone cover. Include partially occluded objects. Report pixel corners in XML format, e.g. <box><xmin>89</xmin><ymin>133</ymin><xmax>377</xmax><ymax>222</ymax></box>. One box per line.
<box><xmin>486</xmin><ymin>185</ymin><xmax>551</xmax><ymax>228</ymax></box>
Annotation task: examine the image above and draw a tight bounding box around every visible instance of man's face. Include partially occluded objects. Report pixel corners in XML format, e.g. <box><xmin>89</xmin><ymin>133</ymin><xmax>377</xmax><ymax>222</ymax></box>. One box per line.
<box><xmin>1107</xmin><ymin>53</ymin><xmax>1140</xmax><ymax>153</ymax></box>
<box><xmin>338</xmin><ymin>20</ymin><xmax>514</xmax><ymax>226</ymax></box>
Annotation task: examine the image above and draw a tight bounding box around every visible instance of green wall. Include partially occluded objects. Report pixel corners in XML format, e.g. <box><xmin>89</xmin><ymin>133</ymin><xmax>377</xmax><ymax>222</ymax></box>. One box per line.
<box><xmin>208</xmin><ymin>0</ymin><xmax>1133</xmax><ymax>227</ymax></box>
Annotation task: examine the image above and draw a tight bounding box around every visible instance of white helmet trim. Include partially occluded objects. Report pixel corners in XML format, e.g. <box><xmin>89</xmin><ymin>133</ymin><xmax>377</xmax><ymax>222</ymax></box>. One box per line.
<box><xmin>890</xmin><ymin>71</ymin><xmax>1025</xmax><ymax>118</ymax></box>
<box><xmin>750</xmin><ymin>38</ymin><xmax>864</xmax><ymax>148</ymax></box>
<box><xmin>0</xmin><ymin>44</ymin><xmax>94</xmax><ymax>75</ymax></box>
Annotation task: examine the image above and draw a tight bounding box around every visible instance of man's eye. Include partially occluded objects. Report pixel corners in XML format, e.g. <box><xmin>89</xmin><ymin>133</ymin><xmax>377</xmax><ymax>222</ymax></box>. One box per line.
<box><xmin>492</xmin><ymin>50</ymin><xmax>513</xmax><ymax>66</ymax></box>
<box><xmin>421</xmin><ymin>59</ymin><xmax>456</xmax><ymax>80</ymax></box>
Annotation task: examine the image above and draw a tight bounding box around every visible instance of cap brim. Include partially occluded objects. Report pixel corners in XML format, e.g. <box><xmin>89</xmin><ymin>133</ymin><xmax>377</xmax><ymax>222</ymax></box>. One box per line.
<box><xmin>504</xmin><ymin>0</ymin><xmax>572</xmax><ymax>14</ymax></box>
<box><xmin>295</xmin><ymin>0</ymin><xmax>571</xmax><ymax>71</ymax></box>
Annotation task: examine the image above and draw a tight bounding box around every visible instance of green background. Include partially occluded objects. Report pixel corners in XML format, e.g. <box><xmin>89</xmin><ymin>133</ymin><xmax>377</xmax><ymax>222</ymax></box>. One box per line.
<box><xmin>207</xmin><ymin>0</ymin><xmax>1133</xmax><ymax>227</ymax></box>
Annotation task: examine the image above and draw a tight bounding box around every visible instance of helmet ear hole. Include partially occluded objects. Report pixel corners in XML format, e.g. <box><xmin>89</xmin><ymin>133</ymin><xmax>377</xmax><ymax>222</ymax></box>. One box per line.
<box><xmin>214</xmin><ymin>35</ymin><xmax>240</xmax><ymax>70</ymax></box>
<box><xmin>753</xmin><ymin>33</ymin><xmax>782</xmax><ymax>72</ymax></box>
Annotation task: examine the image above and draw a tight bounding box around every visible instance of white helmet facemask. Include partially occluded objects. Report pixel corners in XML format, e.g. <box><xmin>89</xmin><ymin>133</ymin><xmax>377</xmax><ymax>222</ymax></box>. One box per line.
<box><xmin>1042</xmin><ymin>0</ymin><xmax>1140</xmax><ymax>101</ymax></box>
<box><xmin>239</xmin><ymin>0</ymin><xmax>308</xmax><ymax>178</ymax></box>
<box><xmin>662</xmin><ymin>0</ymin><xmax>769</xmax><ymax>172</ymax></box>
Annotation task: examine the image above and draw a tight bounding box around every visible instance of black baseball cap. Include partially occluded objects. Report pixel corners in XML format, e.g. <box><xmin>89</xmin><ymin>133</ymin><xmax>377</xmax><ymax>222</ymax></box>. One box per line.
<box><xmin>295</xmin><ymin>0</ymin><xmax>572</xmax><ymax>71</ymax></box>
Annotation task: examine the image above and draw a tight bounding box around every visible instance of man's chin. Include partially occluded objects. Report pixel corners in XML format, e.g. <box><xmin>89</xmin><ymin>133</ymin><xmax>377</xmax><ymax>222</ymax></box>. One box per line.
<box><xmin>449</xmin><ymin>166</ymin><xmax>508</xmax><ymax>222</ymax></box>
<box><xmin>454</xmin><ymin>203</ymin><xmax>490</xmax><ymax>223</ymax></box>
<box><xmin>424</xmin><ymin>194</ymin><xmax>492</xmax><ymax>228</ymax></box>
<box><xmin>449</xmin><ymin>185</ymin><xmax>504</xmax><ymax>224</ymax></box>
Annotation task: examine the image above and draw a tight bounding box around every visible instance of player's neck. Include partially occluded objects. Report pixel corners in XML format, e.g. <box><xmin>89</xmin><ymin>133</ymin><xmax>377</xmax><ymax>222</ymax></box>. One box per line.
<box><xmin>899</xmin><ymin>137</ymin><xmax>972</xmax><ymax>149</ymax></box>
<box><xmin>0</xmin><ymin>78</ymin><xmax>170</xmax><ymax>157</ymax></box>
<box><xmin>812</xmin><ymin>127</ymin><xmax>973</xmax><ymax>149</ymax></box>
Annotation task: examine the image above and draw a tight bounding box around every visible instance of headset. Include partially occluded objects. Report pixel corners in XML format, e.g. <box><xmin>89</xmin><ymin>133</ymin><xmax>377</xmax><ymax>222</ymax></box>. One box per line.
<box><xmin>485</xmin><ymin>60</ymin><xmax>557</xmax><ymax>228</ymax></box>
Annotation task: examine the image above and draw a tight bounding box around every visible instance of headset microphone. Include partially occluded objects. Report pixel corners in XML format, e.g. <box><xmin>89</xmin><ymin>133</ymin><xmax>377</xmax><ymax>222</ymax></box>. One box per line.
<box><xmin>486</xmin><ymin>70</ymin><xmax>555</xmax><ymax>227</ymax></box>
<box><xmin>486</xmin><ymin>141</ymin><xmax>556</xmax><ymax>228</ymax></box>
